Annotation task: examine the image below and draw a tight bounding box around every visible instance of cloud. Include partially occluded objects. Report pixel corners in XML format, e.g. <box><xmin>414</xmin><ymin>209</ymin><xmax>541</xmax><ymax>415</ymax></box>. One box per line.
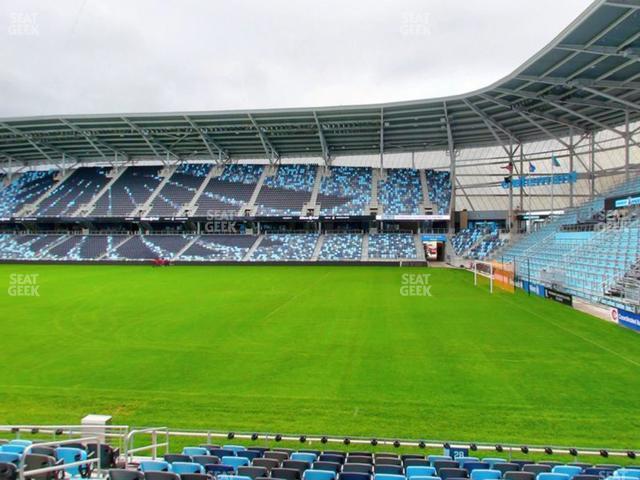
<box><xmin>0</xmin><ymin>0</ymin><xmax>592</xmax><ymax>117</ymax></box>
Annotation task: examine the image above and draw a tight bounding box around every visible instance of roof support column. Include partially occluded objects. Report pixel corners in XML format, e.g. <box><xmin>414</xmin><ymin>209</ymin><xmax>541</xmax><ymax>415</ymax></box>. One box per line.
<box><xmin>379</xmin><ymin>108</ymin><xmax>384</xmax><ymax>170</ymax></box>
<box><xmin>443</xmin><ymin>103</ymin><xmax>456</xmax><ymax>234</ymax></box>
<box><xmin>519</xmin><ymin>144</ymin><xmax>524</xmax><ymax>214</ymax></box>
<box><xmin>569</xmin><ymin>128</ymin><xmax>575</xmax><ymax>208</ymax></box>
<box><xmin>590</xmin><ymin>132</ymin><xmax>596</xmax><ymax>201</ymax></box>
<box><xmin>508</xmin><ymin>146</ymin><xmax>514</xmax><ymax>233</ymax></box>
<box><xmin>625</xmin><ymin>110</ymin><xmax>630</xmax><ymax>182</ymax></box>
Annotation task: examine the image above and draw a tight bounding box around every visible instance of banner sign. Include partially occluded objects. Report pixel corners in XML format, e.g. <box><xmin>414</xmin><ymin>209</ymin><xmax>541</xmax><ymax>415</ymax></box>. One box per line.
<box><xmin>611</xmin><ymin>308</ymin><xmax>640</xmax><ymax>333</ymax></box>
<box><xmin>501</xmin><ymin>172</ymin><xmax>577</xmax><ymax>189</ymax></box>
<box><xmin>605</xmin><ymin>191</ymin><xmax>640</xmax><ymax>210</ymax></box>
<box><xmin>545</xmin><ymin>288</ymin><xmax>573</xmax><ymax>306</ymax></box>
<box><xmin>421</xmin><ymin>234</ymin><xmax>447</xmax><ymax>242</ymax></box>
<box><xmin>444</xmin><ymin>447</ymin><xmax>469</xmax><ymax>459</ymax></box>
<box><xmin>377</xmin><ymin>214</ymin><xmax>450</xmax><ymax>221</ymax></box>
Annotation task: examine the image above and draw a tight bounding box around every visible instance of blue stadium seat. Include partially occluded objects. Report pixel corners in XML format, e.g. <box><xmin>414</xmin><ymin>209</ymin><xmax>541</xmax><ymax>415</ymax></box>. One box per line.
<box><xmin>55</xmin><ymin>447</ymin><xmax>89</xmax><ymax>477</ymax></box>
<box><xmin>171</xmin><ymin>463</ymin><xmax>204</xmax><ymax>475</ymax></box>
<box><xmin>482</xmin><ymin>459</ymin><xmax>507</xmax><ymax>469</ymax></box>
<box><xmin>464</xmin><ymin>463</ymin><xmax>490</xmax><ymax>473</ymax></box>
<box><xmin>0</xmin><ymin>453</ymin><xmax>21</xmax><ymax>465</ymax></box>
<box><xmin>304</xmin><ymin>470</ymin><xmax>337</xmax><ymax>480</ymax></box>
<box><xmin>470</xmin><ymin>470</ymin><xmax>501</xmax><ymax>480</ymax></box>
<box><xmin>537</xmin><ymin>474</ymin><xmax>571</xmax><ymax>480</ymax></box>
<box><xmin>428</xmin><ymin>457</ymin><xmax>452</xmax><ymax>467</ymax></box>
<box><xmin>8</xmin><ymin>440</ymin><xmax>32</xmax><ymax>446</ymax></box>
<box><xmin>217</xmin><ymin>476</ymin><xmax>253</xmax><ymax>480</ymax></box>
<box><xmin>552</xmin><ymin>467</ymin><xmax>583</xmax><ymax>479</ymax></box>
<box><xmin>140</xmin><ymin>460</ymin><xmax>172</xmax><ymax>472</ymax></box>
<box><xmin>183</xmin><ymin>448</ymin><xmax>209</xmax><ymax>457</ymax></box>
<box><xmin>406</xmin><ymin>467</ymin><xmax>437</xmax><ymax>479</ymax></box>
<box><xmin>457</xmin><ymin>459</ymin><xmax>479</xmax><ymax>468</ymax></box>
<box><xmin>613</xmin><ymin>470</ymin><xmax>640</xmax><ymax>479</ymax></box>
<box><xmin>223</xmin><ymin>445</ymin><xmax>247</xmax><ymax>453</ymax></box>
<box><xmin>204</xmin><ymin>464</ymin><xmax>235</xmax><ymax>475</ymax></box>
<box><xmin>237</xmin><ymin>450</ymin><xmax>262</xmax><ymax>461</ymax></box>
<box><xmin>409</xmin><ymin>476</ymin><xmax>441</xmax><ymax>480</ymax></box>
<box><xmin>292</xmin><ymin>453</ymin><xmax>318</xmax><ymax>463</ymax></box>
<box><xmin>339</xmin><ymin>473</ymin><xmax>371</xmax><ymax>480</ymax></box>
<box><xmin>208</xmin><ymin>449</ymin><xmax>236</xmax><ymax>458</ymax></box>
<box><xmin>0</xmin><ymin>445</ymin><xmax>24</xmax><ymax>455</ymax></box>
<box><xmin>222</xmin><ymin>456</ymin><xmax>250</xmax><ymax>471</ymax></box>
<box><xmin>374</xmin><ymin>474</ymin><xmax>406</xmax><ymax>480</ymax></box>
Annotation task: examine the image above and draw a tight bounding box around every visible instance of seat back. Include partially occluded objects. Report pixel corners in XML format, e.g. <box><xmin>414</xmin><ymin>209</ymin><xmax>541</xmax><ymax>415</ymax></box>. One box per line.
<box><xmin>23</xmin><ymin>454</ymin><xmax>57</xmax><ymax>480</ymax></box>
<box><xmin>291</xmin><ymin>454</ymin><xmax>317</xmax><ymax>464</ymax></box>
<box><xmin>503</xmin><ymin>473</ymin><xmax>535</xmax><ymax>480</ymax></box>
<box><xmin>522</xmin><ymin>465</ymin><xmax>552</xmax><ymax>475</ymax></box>
<box><xmin>439</xmin><ymin>468</ymin><xmax>468</xmax><ymax>480</ymax></box>
<box><xmin>482</xmin><ymin>460</ymin><xmax>507</xmax><ymax>469</ymax></box>
<box><xmin>171</xmin><ymin>463</ymin><xmax>203</xmax><ymax>475</ymax></box>
<box><xmin>470</xmin><ymin>469</ymin><xmax>501</xmax><ymax>480</ymax></box>
<box><xmin>109</xmin><ymin>469</ymin><xmax>145</xmax><ymax>480</ymax></box>
<box><xmin>552</xmin><ymin>466</ymin><xmax>583</xmax><ymax>479</ymax></box>
<box><xmin>164</xmin><ymin>455</ymin><xmax>192</xmax><ymax>464</ymax></box>
<box><xmin>338</xmin><ymin>473</ymin><xmax>370</xmax><ymax>480</ymax></box>
<box><xmin>348</xmin><ymin>457</ymin><xmax>373</xmax><ymax>465</ymax></box>
<box><xmin>406</xmin><ymin>466</ymin><xmax>436</xmax><ymax>478</ymax></box>
<box><xmin>536</xmin><ymin>473</ymin><xmax>571</xmax><ymax>480</ymax></box>
<box><xmin>377</xmin><ymin>459</ymin><xmax>402</xmax><ymax>466</ymax></box>
<box><xmin>374</xmin><ymin>474</ymin><xmax>405</xmax><ymax>480</ymax></box>
<box><xmin>375</xmin><ymin>466</ymin><xmax>403</xmax><ymax>475</ymax></box>
<box><xmin>87</xmin><ymin>444</ymin><xmax>119</xmax><ymax>469</ymax></box>
<box><xmin>221</xmin><ymin>456</ymin><xmax>249</xmax><ymax>471</ymax></box>
<box><xmin>282</xmin><ymin>460</ymin><xmax>311</xmax><ymax>473</ymax></box>
<box><xmin>405</xmin><ymin>461</ymin><xmax>430</xmax><ymax>468</ymax></box>
<box><xmin>31</xmin><ymin>448</ymin><xmax>56</xmax><ymax>457</ymax></box>
<box><xmin>492</xmin><ymin>464</ymin><xmax>520</xmax><ymax>476</ymax></box>
<box><xmin>203</xmin><ymin>465</ymin><xmax>234</xmax><ymax>476</ymax></box>
<box><xmin>320</xmin><ymin>455</ymin><xmax>345</xmax><ymax>465</ymax></box>
<box><xmin>303</xmin><ymin>471</ymin><xmax>337</xmax><ymax>480</ymax></box>
<box><xmin>0</xmin><ymin>455</ymin><xmax>20</xmax><ymax>466</ymax></box>
<box><xmin>56</xmin><ymin>447</ymin><xmax>88</xmax><ymax>477</ymax></box>
<box><xmin>266</xmin><ymin>452</ymin><xmax>291</xmax><ymax>463</ymax></box>
<box><xmin>342</xmin><ymin>464</ymin><xmax>373</xmax><ymax>474</ymax></box>
<box><xmin>183</xmin><ymin>448</ymin><xmax>208</xmax><ymax>457</ymax></box>
<box><xmin>434</xmin><ymin>462</ymin><xmax>458</xmax><ymax>473</ymax></box>
<box><xmin>209</xmin><ymin>449</ymin><xmax>235</xmax><ymax>459</ymax></box>
<box><xmin>222</xmin><ymin>446</ymin><xmax>247</xmax><ymax>454</ymax></box>
<box><xmin>144</xmin><ymin>472</ymin><xmax>181</xmax><ymax>480</ymax></box>
<box><xmin>8</xmin><ymin>441</ymin><xmax>32</xmax><ymax>447</ymax></box>
<box><xmin>178</xmin><ymin>475</ymin><xmax>211</xmax><ymax>480</ymax></box>
<box><xmin>191</xmin><ymin>456</ymin><xmax>219</xmax><ymax>467</ymax></box>
<box><xmin>572</xmin><ymin>475</ymin><xmax>600</xmax><ymax>480</ymax></box>
<box><xmin>139</xmin><ymin>461</ymin><xmax>171</xmax><ymax>473</ymax></box>
<box><xmin>0</xmin><ymin>462</ymin><xmax>17</xmax><ymax>480</ymax></box>
<box><xmin>252</xmin><ymin>458</ymin><xmax>280</xmax><ymax>471</ymax></box>
<box><xmin>271</xmin><ymin>468</ymin><xmax>301</xmax><ymax>480</ymax></box>
<box><xmin>0</xmin><ymin>447</ymin><xmax>24</xmax><ymax>456</ymax></box>
<box><xmin>237</xmin><ymin>451</ymin><xmax>262</xmax><ymax>462</ymax></box>
<box><xmin>313</xmin><ymin>463</ymin><xmax>341</xmax><ymax>473</ymax></box>
<box><xmin>464</xmin><ymin>463</ymin><xmax>490</xmax><ymax>474</ymax></box>
<box><xmin>238</xmin><ymin>466</ymin><xmax>269</xmax><ymax>480</ymax></box>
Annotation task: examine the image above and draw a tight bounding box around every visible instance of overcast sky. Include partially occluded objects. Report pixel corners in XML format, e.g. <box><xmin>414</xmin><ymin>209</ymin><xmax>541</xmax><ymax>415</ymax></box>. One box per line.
<box><xmin>0</xmin><ymin>0</ymin><xmax>593</xmax><ymax>118</ymax></box>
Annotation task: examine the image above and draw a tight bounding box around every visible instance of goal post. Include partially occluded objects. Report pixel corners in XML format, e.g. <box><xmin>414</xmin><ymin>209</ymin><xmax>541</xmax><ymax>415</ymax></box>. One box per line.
<box><xmin>473</xmin><ymin>260</ymin><xmax>515</xmax><ymax>294</ymax></box>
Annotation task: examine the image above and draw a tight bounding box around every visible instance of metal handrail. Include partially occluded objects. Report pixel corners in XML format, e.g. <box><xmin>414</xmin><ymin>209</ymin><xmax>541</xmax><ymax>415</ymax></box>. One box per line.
<box><xmin>124</xmin><ymin>427</ymin><xmax>169</xmax><ymax>463</ymax></box>
<box><xmin>19</xmin><ymin>436</ymin><xmax>102</xmax><ymax>480</ymax></box>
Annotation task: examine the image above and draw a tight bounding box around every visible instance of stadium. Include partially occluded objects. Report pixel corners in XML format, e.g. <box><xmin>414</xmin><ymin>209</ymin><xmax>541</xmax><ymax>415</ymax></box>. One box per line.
<box><xmin>1</xmin><ymin>1</ymin><xmax>640</xmax><ymax>480</ymax></box>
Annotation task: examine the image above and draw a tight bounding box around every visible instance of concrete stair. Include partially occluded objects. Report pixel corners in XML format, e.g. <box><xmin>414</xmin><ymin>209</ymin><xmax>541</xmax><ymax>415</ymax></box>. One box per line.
<box><xmin>15</xmin><ymin>169</ymin><xmax>75</xmax><ymax>217</ymax></box>
<box><xmin>240</xmin><ymin>165</ymin><xmax>275</xmax><ymax>216</ymax></box>
<box><xmin>361</xmin><ymin>233</ymin><xmax>369</xmax><ymax>260</ymax></box>
<box><xmin>75</xmin><ymin>166</ymin><xmax>127</xmax><ymax>217</ymax></box>
<box><xmin>419</xmin><ymin>169</ymin><xmax>435</xmax><ymax>214</ymax></box>
<box><xmin>174</xmin><ymin>235</ymin><xmax>200</xmax><ymax>260</ymax></box>
<box><xmin>242</xmin><ymin>234</ymin><xmax>264</xmax><ymax>261</ymax></box>
<box><xmin>302</xmin><ymin>165</ymin><xmax>325</xmax><ymax>216</ymax></box>
<box><xmin>135</xmin><ymin>165</ymin><xmax>177</xmax><ymax>217</ymax></box>
<box><xmin>97</xmin><ymin>235</ymin><xmax>131</xmax><ymax>260</ymax></box>
<box><xmin>414</xmin><ymin>234</ymin><xmax>426</xmax><ymax>261</ymax></box>
<box><xmin>311</xmin><ymin>233</ymin><xmax>325</xmax><ymax>260</ymax></box>
<box><xmin>37</xmin><ymin>234</ymin><xmax>70</xmax><ymax>258</ymax></box>
<box><xmin>180</xmin><ymin>164</ymin><xmax>220</xmax><ymax>217</ymax></box>
<box><xmin>367</xmin><ymin>168</ymin><xmax>384</xmax><ymax>216</ymax></box>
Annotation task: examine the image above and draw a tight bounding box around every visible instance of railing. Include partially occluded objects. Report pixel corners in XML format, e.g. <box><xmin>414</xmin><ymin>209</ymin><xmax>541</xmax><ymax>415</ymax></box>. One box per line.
<box><xmin>2</xmin><ymin>424</ymin><xmax>638</xmax><ymax>462</ymax></box>
<box><xmin>19</xmin><ymin>436</ymin><xmax>103</xmax><ymax>480</ymax></box>
<box><xmin>124</xmin><ymin>427</ymin><xmax>169</xmax><ymax>463</ymax></box>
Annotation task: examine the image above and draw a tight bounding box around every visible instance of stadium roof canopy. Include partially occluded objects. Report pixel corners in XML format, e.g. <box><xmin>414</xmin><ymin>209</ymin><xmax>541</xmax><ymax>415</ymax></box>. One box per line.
<box><xmin>1</xmin><ymin>0</ymin><xmax>639</xmax><ymax>170</ymax></box>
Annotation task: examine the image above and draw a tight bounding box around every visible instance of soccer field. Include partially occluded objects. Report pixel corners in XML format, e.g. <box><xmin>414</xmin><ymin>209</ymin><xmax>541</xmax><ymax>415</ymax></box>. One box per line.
<box><xmin>1</xmin><ymin>264</ymin><xmax>639</xmax><ymax>448</ymax></box>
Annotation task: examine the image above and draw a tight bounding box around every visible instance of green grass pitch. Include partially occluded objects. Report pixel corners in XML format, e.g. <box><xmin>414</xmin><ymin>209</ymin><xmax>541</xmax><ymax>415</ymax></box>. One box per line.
<box><xmin>1</xmin><ymin>264</ymin><xmax>639</xmax><ymax>449</ymax></box>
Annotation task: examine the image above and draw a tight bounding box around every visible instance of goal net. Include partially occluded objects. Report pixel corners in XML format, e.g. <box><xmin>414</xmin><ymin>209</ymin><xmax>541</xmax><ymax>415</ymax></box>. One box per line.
<box><xmin>473</xmin><ymin>260</ymin><xmax>515</xmax><ymax>293</ymax></box>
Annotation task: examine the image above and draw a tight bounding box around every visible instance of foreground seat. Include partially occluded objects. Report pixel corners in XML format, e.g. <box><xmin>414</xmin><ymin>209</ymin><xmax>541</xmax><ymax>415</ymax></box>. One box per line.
<box><xmin>171</xmin><ymin>463</ymin><xmax>203</xmax><ymax>475</ymax></box>
<box><xmin>0</xmin><ymin>462</ymin><xmax>17</xmax><ymax>480</ymax></box>
<box><xmin>109</xmin><ymin>469</ymin><xmax>144</xmax><ymax>480</ymax></box>
<box><xmin>144</xmin><ymin>472</ymin><xmax>180</xmax><ymax>480</ymax></box>
<box><xmin>303</xmin><ymin>470</ymin><xmax>337</xmax><ymax>480</ymax></box>
<box><xmin>56</xmin><ymin>447</ymin><xmax>91</xmax><ymax>478</ymax></box>
<box><xmin>470</xmin><ymin>470</ymin><xmax>500</xmax><ymax>480</ymax></box>
<box><xmin>238</xmin><ymin>466</ymin><xmax>269</xmax><ymax>480</ymax></box>
<box><xmin>87</xmin><ymin>444</ymin><xmax>120</xmax><ymax>470</ymax></box>
<box><xmin>140</xmin><ymin>461</ymin><xmax>171</xmax><ymax>473</ymax></box>
<box><xmin>0</xmin><ymin>455</ymin><xmax>20</xmax><ymax>466</ymax></box>
<box><xmin>24</xmin><ymin>454</ymin><xmax>62</xmax><ymax>480</ymax></box>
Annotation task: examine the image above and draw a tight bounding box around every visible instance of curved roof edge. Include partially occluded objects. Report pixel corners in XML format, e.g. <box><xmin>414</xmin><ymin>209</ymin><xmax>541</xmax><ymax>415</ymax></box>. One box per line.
<box><xmin>1</xmin><ymin>0</ymin><xmax>639</xmax><ymax>166</ymax></box>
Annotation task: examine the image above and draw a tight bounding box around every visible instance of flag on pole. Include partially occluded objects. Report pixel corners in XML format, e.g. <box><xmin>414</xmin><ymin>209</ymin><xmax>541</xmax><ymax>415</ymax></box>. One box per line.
<box><xmin>528</xmin><ymin>162</ymin><xmax>536</xmax><ymax>173</ymax></box>
<box><xmin>501</xmin><ymin>162</ymin><xmax>514</xmax><ymax>173</ymax></box>
<box><xmin>551</xmin><ymin>154</ymin><xmax>561</xmax><ymax>167</ymax></box>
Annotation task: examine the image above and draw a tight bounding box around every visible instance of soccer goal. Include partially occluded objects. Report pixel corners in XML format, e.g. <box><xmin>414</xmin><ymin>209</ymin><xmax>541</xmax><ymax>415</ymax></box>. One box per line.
<box><xmin>473</xmin><ymin>260</ymin><xmax>515</xmax><ymax>293</ymax></box>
